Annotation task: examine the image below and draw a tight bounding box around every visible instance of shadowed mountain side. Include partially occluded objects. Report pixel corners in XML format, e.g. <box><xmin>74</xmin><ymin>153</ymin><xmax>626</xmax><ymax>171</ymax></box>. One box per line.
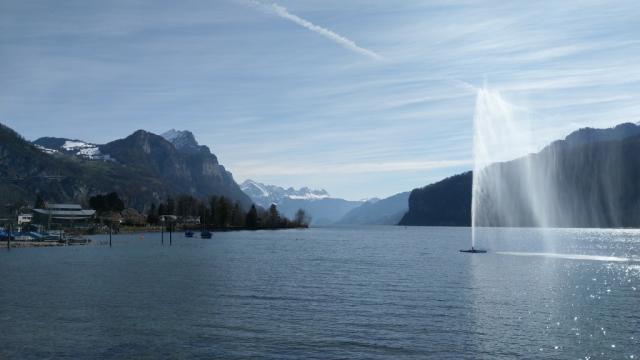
<box><xmin>475</xmin><ymin>135</ymin><xmax>640</xmax><ymax>228</ymax></box>
<box><xmin>101</xmin><ymin>130</ymin><xmax>251</xmax><ymax>209</ymax></box>
<box><xmin>399</xmin><ymin>172</ymin><xmax>472</xmax><ymax>226</ymax></box>
<box><xmin>400</xmin><ymin>127</ymin><xmax>640</xmax><ymax>228</ymax></box>
<box><xmin>338</xmin><ymin>192</ymin><xmax>409</xmax><ymax>225</ymax></box>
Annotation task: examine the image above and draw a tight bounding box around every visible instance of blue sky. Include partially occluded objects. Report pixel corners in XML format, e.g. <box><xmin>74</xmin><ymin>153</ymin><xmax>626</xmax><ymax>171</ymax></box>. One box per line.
<box><xmin>1</xmin><ymin>1</ymin><xmax>639</xmax><ymax>200</ymax></box>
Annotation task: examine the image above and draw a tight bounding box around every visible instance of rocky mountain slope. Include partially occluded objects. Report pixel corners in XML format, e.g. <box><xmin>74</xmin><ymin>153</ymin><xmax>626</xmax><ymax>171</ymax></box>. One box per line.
<box><xmin>1</xmin><ymin>123</ymin><xmax>250</xmax><ymax>210</ymax></box>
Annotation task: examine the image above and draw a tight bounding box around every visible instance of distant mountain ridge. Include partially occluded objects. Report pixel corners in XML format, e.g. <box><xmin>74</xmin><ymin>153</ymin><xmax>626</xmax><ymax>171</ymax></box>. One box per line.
<box><xmin>553</xmin><ymin>122</ymin><xmax>640</xmax><ymax>149</ymax></box>
<box><xmin>337</xmin><ymin>191</ymin><xmax>410</xmax><ymax>225</ymax></box>
<box><xmin>0</xmin><ymin>123</ymin><xmax>250</xmax><ymax>210</ymax></box>
<box><xmin>241</xmin><ymin>180</ymin><xmax>361</xmax><ymax>225</ymax></box>
<box><xmin>400</xmin><ymin>122</ymin><xmax>640</xmax><ymax>227</ymax></box>
<box><xmin>241</xmin><ymin>180</ymin><xmax>330</xmax><ymax>205</ymax></box>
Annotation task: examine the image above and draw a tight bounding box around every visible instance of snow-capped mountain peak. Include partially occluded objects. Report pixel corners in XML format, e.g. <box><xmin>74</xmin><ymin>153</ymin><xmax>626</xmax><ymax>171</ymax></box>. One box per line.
<box><xmin>241</xmin><ymin>179</ymin><xmax>271</xmax><ymax>198</ymax></box>
<box><xmin>241</xmin><ymin>179</ymin><xmax>330</xmax><ymax>207</ymax></box>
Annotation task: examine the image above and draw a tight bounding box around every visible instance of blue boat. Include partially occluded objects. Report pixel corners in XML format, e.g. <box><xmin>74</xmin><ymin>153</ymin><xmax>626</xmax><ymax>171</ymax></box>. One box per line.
<box><xmin>200</xmin><ymin>230</ymin><xmax>212</xmax><ymax>239</ymax></box>
<box><xmin>185</xmin><ymin>230</ymin><xmax>194</xmax><ymax>238</ymax></box>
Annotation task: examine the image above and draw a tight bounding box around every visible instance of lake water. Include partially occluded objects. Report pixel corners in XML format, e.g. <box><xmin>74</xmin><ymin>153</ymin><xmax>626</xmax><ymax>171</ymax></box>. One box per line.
<box><xmin>0</xmin><ymin>226</ymin><xmax>638</xmax><ymax>359</ymax></box>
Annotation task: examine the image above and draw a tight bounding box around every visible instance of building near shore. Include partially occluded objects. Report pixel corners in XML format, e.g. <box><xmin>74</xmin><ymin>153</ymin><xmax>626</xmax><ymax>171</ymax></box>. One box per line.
<box><xmin>32</xmin><ymin>204</ymin><xmax>96</xmax><ymax>229</ymax></box>
<box><xmin>18</xmin><ymin>213</ymin><xmax>33</xmax><ymax>225</ymax></box>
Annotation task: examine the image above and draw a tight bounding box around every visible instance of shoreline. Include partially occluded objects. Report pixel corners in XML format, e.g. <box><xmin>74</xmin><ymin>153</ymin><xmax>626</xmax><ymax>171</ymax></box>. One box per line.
<box><xmin>90</xmin><ymin>225</ymin><xmax>309</xmax><ymax>235</ymax></box>
<box><xmin>1</xmin><ymin>240</ymin><xmax>91</xmax><ymax>248</ymax></box>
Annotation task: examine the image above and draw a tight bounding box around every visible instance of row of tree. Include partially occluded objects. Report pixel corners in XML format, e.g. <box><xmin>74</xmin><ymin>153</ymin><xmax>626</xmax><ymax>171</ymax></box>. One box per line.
<box><xmin>88</xmin><ymin>193</ymin><xmax>310</xmax><ymax>229</ymax></box>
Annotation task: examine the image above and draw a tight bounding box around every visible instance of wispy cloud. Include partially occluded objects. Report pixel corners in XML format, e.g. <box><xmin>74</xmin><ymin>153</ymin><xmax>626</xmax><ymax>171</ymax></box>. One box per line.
<box><xmin>234</xmin><ymin>159</ymin><xmax>471</xmax><ymax>178</ymax></box>
<box><xmin>242</xmin><ymin>0</ymin><xmax>384</xmax><ymax>61</ymax></box>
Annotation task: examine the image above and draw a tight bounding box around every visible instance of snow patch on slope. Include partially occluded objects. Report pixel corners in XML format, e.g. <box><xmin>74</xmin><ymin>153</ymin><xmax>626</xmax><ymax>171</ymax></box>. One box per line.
<box><xmin>34</xmin><ymin>144</ymin><xmax>58</xmax><ymax>154</ymax></box>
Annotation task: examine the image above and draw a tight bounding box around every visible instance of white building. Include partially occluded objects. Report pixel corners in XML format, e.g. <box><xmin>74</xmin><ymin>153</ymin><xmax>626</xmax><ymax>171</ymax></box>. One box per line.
<box><xmin>18</xmin><ymin>213</ymin><xmax>33</xmax><ymax>225</ymax></box>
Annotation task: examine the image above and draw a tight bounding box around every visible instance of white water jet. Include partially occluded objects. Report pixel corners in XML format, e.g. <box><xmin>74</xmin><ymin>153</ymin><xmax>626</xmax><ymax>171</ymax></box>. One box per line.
<box><xmin>471</xmin><ymin>87</ymin><xmax>536</xmax><ymax>248</ymax></box>
<box><xmin>470</xmin><ymin>85</ymin><xmax>630</xmax><ymax>250</ymax></box>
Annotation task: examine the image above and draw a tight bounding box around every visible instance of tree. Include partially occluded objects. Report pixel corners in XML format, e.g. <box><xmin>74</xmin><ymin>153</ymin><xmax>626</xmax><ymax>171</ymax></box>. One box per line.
<box><xmin>158</xmin><ymin>203</ymin><xmax>166</xmax><ymax>216</ymax></box>
<box><xmin>245</xmin><ymin>205</ymin><xmax>258</xmax><ymax>229</ymax></box>
<box><xmin>230</xmin><ymin>202</ymin><xmax>245</xmax><ymax>227</ymax></box>
<box><xmin>216</xmin><ymin>197</ymin><xmax>231</xmax><ymax>227</ymax></box>
<box><xmin>294</xmin><ymin>208</ymin><xmax>310</xmax><ymax>227</ymax></box>
<box><xmin>267</xmin><ymin>204</ymin><xmax>280</xmax><ymax>228</ymax></box>
<box><xmin>208</xmin><ymin>196</ymin><xmax>218</xmax><ymax>226</ymax></box>
<box><xmin>35</xmin><ymin>194</ymin><xmax>46</xmax><ymax>209</ymax></box>
<box><xmin>105</xmin><ymin>192</ymin><xmax>125</xmax><ymax>212</ymax></box>
<box><xmin>166</xmin><ymin>197</ymin><xmax>176</xmax><ymax>215</ymax></box>
<box><xmin>89</xmin><ymin>192</ymin><xmax>124</xmax><ymax>214</ymax></box>
<box><xmin>147</xmin><ymin>203</ymin><xmax>159</xmax><ymax>225</ymax></box>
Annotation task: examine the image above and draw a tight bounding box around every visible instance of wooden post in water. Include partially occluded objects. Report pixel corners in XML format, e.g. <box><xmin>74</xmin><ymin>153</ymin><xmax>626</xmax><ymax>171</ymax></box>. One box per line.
<box><xmin>109</xmin><ymin>224</ymin><xmax>112</xmax><ymax>247</ymax></box>
<box><xmin>161</xmin><ymin>219</ymin><xmax>164</xmax><ymax>245</ymax></box>
<box><xmin>169</xmin><ymin>222</ymin><xmax>172</xmax><ymax>246</ymax></box>
<box><xmin>7</xmin><ymin>223</ymin><xmax>11</xmax><ymax>251</ymax></box>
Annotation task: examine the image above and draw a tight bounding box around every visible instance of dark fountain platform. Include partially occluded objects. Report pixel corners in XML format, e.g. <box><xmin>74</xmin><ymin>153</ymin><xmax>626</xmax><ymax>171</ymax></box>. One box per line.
<box><xmin>459</xmin><ymin>247</ymin><xmax>488</xmax><ymax>253</ymax></box>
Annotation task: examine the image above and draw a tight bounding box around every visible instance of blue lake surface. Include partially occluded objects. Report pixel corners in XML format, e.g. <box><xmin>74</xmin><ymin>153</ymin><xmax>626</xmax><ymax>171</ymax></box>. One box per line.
<box><xmin>0</xmin><ymin>226</ymin><xmax>638</xmax><ymax>359</ymax></box>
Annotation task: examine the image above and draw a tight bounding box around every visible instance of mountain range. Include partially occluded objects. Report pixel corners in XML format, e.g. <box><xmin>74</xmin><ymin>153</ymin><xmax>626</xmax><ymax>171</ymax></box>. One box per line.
<box><xmin>5</xmin><ymin>120</ymin><xmax>639</xmax><ymax>228</ymax></box>
<box><xmin>240</xmin><ymin>180</ymin><xmax>363</xmax><ymax>225</ymax></box>
<box><xmin>0</xmin><ymin>123</ymin><xmax>250</xmax><ymax>211</ymax></box>
<box><xmin>400</xmin><ymin>122</ymin><xmax>640</xmax><ymax>227</ymax></box>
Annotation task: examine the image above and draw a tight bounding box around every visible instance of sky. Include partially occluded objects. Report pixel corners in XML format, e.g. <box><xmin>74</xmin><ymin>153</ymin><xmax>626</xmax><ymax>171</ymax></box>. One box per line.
<box><xmin>1</xmin><ymin>0</ymin><xmax>639</xmax><ymax>200</ymax></box>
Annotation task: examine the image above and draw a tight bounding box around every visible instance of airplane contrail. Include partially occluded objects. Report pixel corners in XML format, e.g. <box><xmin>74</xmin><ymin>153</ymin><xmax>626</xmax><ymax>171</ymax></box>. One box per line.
<box><xmin>242</xmin><ymin>0</ymin><xmax>384</xmax><ymax>61</ymax></box>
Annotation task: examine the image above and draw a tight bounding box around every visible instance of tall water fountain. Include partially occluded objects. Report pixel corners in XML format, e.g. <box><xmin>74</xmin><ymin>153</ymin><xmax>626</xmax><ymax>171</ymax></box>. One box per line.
<box><xmin>467</xmin><ymin>86</ymin><xmax>536</xmax><ymax>252</ymax></box>
<box><xmin>466</xmin><ymin>85</ymin><xmax>629</xmax><ymax>253</ymax></box>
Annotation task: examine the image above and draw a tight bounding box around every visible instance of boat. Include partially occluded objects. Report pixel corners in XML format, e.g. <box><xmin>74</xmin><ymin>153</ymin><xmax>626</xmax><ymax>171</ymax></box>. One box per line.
<box><xmin>66</xmin><ymin>236</ymin><xmax>91</xmax><ymax>245</ymax></box>
<box><xmin>460</xmin><ymin>247</ymin><xmax>487</xmax><ymax>253</ymax></box>
<box><xmin>200</xmin><ymin>230</ymin><xmax>212</xmax><ymax>239</ymax></box>
<box><xmin>185</xmin><ymin>230</ymin><xmax>194</xmax><ymax>238</ymax></box>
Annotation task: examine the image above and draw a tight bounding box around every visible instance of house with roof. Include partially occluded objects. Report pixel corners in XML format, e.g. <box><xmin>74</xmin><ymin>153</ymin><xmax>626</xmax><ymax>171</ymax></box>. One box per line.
<box><xmin>32</xmin><ymin>203</ymin><xmax>96</xmax><ymax>230</ymax></box>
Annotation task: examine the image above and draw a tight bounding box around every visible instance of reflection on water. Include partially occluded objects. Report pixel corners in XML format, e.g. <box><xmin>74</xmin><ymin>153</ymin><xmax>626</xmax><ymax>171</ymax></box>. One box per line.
<box><xmin>0</xmin><ymin>226</ymin><xmax>638</xmax><ymax>359</ymax></box>
<box><xmin>497</xmin><ymin>251</ymin><xmax>633</xmax><ymax>262</ymax></box>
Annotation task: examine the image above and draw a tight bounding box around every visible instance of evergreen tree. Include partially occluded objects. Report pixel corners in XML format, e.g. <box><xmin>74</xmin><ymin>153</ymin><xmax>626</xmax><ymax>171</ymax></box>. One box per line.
<box><xmin>147</xmin><ymin>203</ymin><xmax>159</xmax><ymax>225</ymax></box>
<box><xmin>89</xmin><ymin>192</ymin><xmax>125</xmax><ymax>214</ymax></box>
<box><xmin>294</xmin><ymin>208</ymin><xmax>310</xmax><ymax>226</ymax></box>
<box><xmin>267</xmin><ymin>204</ymin><xmax>280</xmax><ymax>228</ymax></box>
<box><xmin>231</xmin><ymin>202</ymin><xmax>245</xmax><ymax>227</ymax></box>
<box><xmin>208</xmin><ymin>196</ymin><xmax>218</xmax><ymax>226</ymax></box>
<box><xmin>158</xmin><ymin>203</ymin><xmax>166</xmax><ymax>216</ymax></box>
<box><xmin>245</xmin><ymin>205</ymin><xmax>258</xmax><ymax>229</ymax></box>
<box><xmin>35</xmin><ymin>194</ymin><xmax>46</xmax><ymax>209</ymax></box>
<box><xmin>216</xmin><ymin>197</ymin><xmax>231</xmax><ymax>227</ymax></box>
<box><xmin>166</xmin><ymin>197</ymin><xmax>175</xmax><ymax>215</ymax></box>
